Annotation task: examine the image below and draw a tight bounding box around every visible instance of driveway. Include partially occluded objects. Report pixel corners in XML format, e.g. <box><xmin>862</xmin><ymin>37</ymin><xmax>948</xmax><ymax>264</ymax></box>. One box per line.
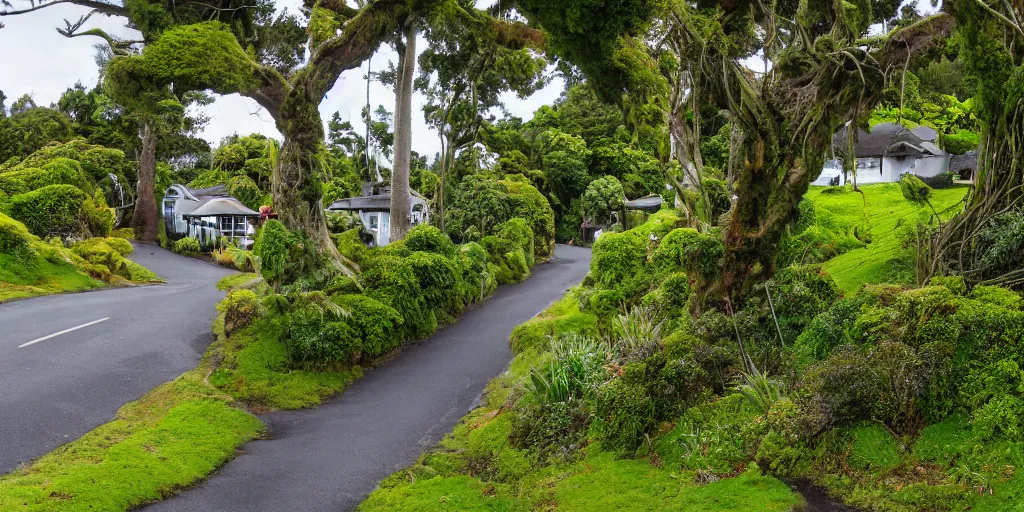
<box><xmin>145</xmin><ymin>244</ymin><xmax>592</xmax><ymax>512</ymax></box>
<box><xmin>0</xmin><ymin>243</ymin><xmax>234</xmax><ymax>473</ymax></box>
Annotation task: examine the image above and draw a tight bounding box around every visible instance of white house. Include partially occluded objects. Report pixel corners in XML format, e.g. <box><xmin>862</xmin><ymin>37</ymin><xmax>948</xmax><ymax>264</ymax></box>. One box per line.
<box><xmin>327</xmin><ymin>183</ymin><xmax>430</xmax><ymax>247</ymax></box>
<box><xmin>813</xmin><ymin>123</ymin><xmax>952</xmax><ymax>186</ymax></box>
<box><xmin>163</xmin><ymin>184</ymin><xmax>259</xmax><ymax>248</ymax></box>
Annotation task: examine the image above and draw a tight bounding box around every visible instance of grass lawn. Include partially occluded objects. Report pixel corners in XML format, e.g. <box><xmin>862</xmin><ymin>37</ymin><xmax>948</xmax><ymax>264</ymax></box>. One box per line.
<box><xmin>0</xmin><ymin>253</ymin><xmax>104</xmax><ymax>303</ymax></box>
<box><xmin>805</xmin><ymin>183</ymin><xmax>969</xmax><ymax>293</ymax></box>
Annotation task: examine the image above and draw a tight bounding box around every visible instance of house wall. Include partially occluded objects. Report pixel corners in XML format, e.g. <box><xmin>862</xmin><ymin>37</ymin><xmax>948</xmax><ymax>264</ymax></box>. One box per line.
<box><xmin>163</xmin><ymin>186</ymin><xmax>192</xmax><ymax>236</ymax></box>
<box><xmin>816</xmin><ymin>155</ymin><xmax>951</xmax><ymax>187</ymax></box>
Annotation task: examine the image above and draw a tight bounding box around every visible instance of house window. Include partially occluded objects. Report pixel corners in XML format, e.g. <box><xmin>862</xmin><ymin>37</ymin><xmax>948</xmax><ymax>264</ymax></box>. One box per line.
<box><xmin>368</xmin><ymin>213</ymin><xmax>379</xmax><ymax>231</ymax></box>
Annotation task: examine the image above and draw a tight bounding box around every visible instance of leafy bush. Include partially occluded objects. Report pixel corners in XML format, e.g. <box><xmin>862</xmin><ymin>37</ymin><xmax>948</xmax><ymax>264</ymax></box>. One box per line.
<box><xmin>110</xmin><ymin>228</ymin><xmax>134</xmax><ymax>240</ymax></box>
<box><xmin>226</xmin><ymin>175</ymin><xmax>264</xmax><ymax>210</ymax></box>
<box><xmin>899</xmin><ymin>173</ymin><xmax>932</xmax><ymax>204</ymax></box>
<box><xmin>174</xmin><ymin>237</ymin><xmax>201</xmax><ymax>254</ymax></box>
<box><xmin>284</xmin><ymin>292</ymin><xmax>357</xmax><ymax>367</ymax></box>
<box><xmin>590</xmin><ymin>231</ymin><xmax>647</xmax><ymax>287</ymax></box>
<box><xmin>333</xmin><ymin>228</ymin><xmax>368</xmax><ymax>266</ymax></box>
<box><xmin>218</xmin><ymin>289</ymin><xmax>262</xmax><ymax>336</ymax></box>
<box><xmin>406</xmin><ymin>251</ymin><xmax>460</xmax><ymax>315</ymax></box>
<box><xmin>103</xmin><ymin>237</ymin><xmax>133</xmax><ymax>256</ymax></box>
<box><xmin>331</xmin><ymin>294</ymin><xmax>404</xmax><ymax>359</ymax></box>
<box><xmin>363</xmin><ymin>255</ymin><xmax>435</xmax><ymax>339</ymax></box>
<box><xmin>0</xmin><ymin>211</ymin><xmax>37</xmax><ymax>262</ymax></box>
<box><xmin>919</xmin><ymin>172</ymin><xmax>955</xmax><ymax>189</ymax></box>
<box><xmin>651</xmin><ymin>228</ymin><xmax>724</xmax><ymax>285</ymax></box>
<box><xmin>594</xmin><ymin>378</ymin><xmax>656</xmax><ymax>454</ymax></box>
<box><xmin>84</xmin><ymin>195</ymin><xmax>115</xmax><ymax>237</ymax></box>
<box><xmin>7</xmin><ymin>184</ymin><xmax>88</xmax><ymax>237</ymax></box>
<box><xmin>582</xmin><ymin>175</ymin><xmax>625</xmax><ymax>226</ymax></box>
<box><xmin>254</xmin><ymin>220</ymin><xmax>290</xmax><ymax>284</ymax></box>
<box><xmin>497</xmin><ymin>218</ymin><xmax>535</xmax><ymax>265</ymax></box>
<box><xmin>405</xmin><ymin>224</ymin><xmax>457</xmax><ymax>258</ymax></box>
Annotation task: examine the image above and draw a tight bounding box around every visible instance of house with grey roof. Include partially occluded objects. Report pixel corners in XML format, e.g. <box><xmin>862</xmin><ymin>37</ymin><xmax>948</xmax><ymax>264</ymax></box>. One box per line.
<box><xmin>813</xmin><ymin>122</ymin><xmax>953</xmax><ymax>186</ymax></box>
<box><xmin>163</xmin><ymin>184</ymin><xmax>260</xmax><ymax>248</ymax></box>
<box><xmin>327</xmin><ymin>182</ymin><xmax>430</xmax><ymax>247</ymax></box>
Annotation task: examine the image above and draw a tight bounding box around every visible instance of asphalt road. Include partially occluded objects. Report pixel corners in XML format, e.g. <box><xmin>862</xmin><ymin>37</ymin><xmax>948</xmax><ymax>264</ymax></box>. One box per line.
<box><xmin>0</xmin><ymin>243</ymin><xmax>234</xmax><ymax>474</ymax></box>
<box><xmin>145</xmin><ymin>244</ymin><xmax>592</xmax><ymax>512</ymax></box>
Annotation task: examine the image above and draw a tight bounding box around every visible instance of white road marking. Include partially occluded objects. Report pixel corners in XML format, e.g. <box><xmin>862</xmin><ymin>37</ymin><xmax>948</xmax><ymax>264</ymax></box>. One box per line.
<box><xmin>18</xmin><ymin>317</ymin><xmax>110</xmax><ymax>348</ymax></box>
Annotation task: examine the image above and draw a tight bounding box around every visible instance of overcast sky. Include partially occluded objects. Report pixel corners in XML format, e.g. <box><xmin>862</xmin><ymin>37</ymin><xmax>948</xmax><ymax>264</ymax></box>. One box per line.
<box><xmin>0</xmin><ymin>0</ymin><xmax>564</xmax><ymax>159</ymax></box>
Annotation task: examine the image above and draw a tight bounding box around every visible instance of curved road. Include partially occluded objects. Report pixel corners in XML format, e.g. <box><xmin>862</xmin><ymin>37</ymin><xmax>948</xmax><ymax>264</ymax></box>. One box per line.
<box><xmin>0</xmin><ymin>243</ymin><xmax>234</xmax><ymax>473</ymax></box>
<box><xmin>145</xmin><ymin>244</ymin><xmax>592</xmax><ymax>512</ymax></box>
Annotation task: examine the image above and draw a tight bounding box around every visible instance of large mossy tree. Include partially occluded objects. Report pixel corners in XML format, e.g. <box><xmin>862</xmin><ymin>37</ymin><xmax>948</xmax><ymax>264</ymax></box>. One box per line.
<box><xmin>516</xmin><ymin>0</ymin><xmax>952</xmax><ymax>304</ymax></box>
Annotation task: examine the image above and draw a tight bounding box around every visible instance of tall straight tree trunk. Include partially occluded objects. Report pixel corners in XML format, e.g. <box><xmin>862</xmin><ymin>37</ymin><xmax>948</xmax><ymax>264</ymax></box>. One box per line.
<box><xmin>132</xmin><ymin>121</ymin><xmax>158</xmax><ymax>242</ymax></box>
<box><xmin>390</xmin><ymin>20</ymin><xmax>416</xmax><ymax>242</ymax></box>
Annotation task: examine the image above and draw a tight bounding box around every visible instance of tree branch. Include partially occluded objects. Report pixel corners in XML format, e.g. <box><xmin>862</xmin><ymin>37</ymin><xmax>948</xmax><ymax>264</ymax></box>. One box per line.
<box><xmin>0</xmin><ymin>0</ymin><xmax>126</xmax><ymax>17</ymax></box>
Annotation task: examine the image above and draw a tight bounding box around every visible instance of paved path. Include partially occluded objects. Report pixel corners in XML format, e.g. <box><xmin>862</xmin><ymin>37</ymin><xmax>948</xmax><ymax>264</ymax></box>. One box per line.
<box><xmin>145</xmin><ymin>244</ymin><xmax>592</xmax><ymax>512</ymax></box>
<box><xmin>0</xmin><ymin>243</ymin><xmax>234</xmax><ymax>473</ymax></box>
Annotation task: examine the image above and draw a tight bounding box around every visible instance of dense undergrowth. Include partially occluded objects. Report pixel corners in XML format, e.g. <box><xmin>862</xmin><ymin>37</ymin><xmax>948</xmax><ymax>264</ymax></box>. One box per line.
<box><xmin>361</xmin><ymin>184</ymin><xmax>1024</xmax><ymax>512</ymax></box>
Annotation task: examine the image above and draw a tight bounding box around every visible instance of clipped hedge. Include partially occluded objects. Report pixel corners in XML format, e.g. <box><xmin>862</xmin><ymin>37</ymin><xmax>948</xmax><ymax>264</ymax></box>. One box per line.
<box><xmin>8</xmin><ymin>184</ymin><xmax>88</xmax><ymax>237</ymax></box>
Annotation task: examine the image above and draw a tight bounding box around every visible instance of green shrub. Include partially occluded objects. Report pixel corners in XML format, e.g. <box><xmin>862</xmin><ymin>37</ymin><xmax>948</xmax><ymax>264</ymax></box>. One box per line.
<box><xmin>498</xmin><ymin>218</ymin><xmax>535</xmax><ymax>267</ymax></box>
<box><xmin>0</xmin><ymin>211</ymin><xmax>37</xmax><ymax>262</ymax></box>
<box><xmin>122</xmin><ymin>260</ymin><xmax>158</xmax><ymax>282</ymax></box>
<box><xmin>919</xmin><ymin>172</ymin><xmax>955</xmax><ymax>190</ymax></box>
<box><xmin>651</xmin><ymin>228</ymin><xmax>724</xmax><ymax>285</ymax></box>
<box><xmin>363</xmin><ymin>255</ymin><xmax>435</xmax><ymax>339</ymax></box>
<box><xmin>8</xmin><ymin>184</ymin><xmax>88</xmax><ymax>237</ymax></box>
<box><xmin>218</xmin><ymin>289</ymin><xmax>262</xmax><ymax>336</ymax></box>
<box><xmin>84</xmin><ymin>195</ymin><xmax>115</xmax><ymax>237</ymax></box>
<box><xmin>590</xmin><ymin>231</ymin><xmax>647</xmax><ymax>287</ymax></box>
<box><xmin>285</xmin><ymin>292</ymin><xmax>359</xmax><ymax>367</ymax></box>
<box><xmin>331</xmin><ymin>294</ymin><xmax>404</xmax><ymax>359</ymax></box>
<box><xmin>503</xmin><ymin>177</ymin><xmax>556</xmax><ymax>259</ymax></box>
<box><xmin>103</xmin><ymin>236</ymin><xmax>134</xmax><ymax>256</ymax></box>
<box><xmin>406</xmin><ymin>251</ymin><xmax>460</xmax><ymax>315</ymax></box>
<box><xmin>226</xmin><ymin>175</ymin><xmax>264</xmax><ymax>211</ymax></box>
<box><xmin>510</xmin><ymin>400</ymin><xmax>591</xmax><ymax>462</ymax></box>
<box><xmin>254</xmin><ymin>220</ymin><xmax>289</xmax><ymax>284</ymax></box>
<box><xmin>594</xmin><ymin>378</ymin><xmax>656</xmax><ymax>455</ymax></box>
<box><xmin>174</xmin><ymin>237</ymin><xmax>201</xmax><ymax>254</ymax></box>
<box><xmin>333</xmin><ymin>228</ymin><xmax>368</xmax><ymax>266</ymax></box>
<box><xmin>455</xmin><ymin>241</ymin><xmax>496</xmax><ymax>304</ymax></box>
<box><xmin>899</xmin><ymin>173</ymin><xmax>932</xmax><ymax>204</ymax></box>
<box><xmin>405</xmin><ymin>224</ymin><xmax>457</xmax><ymax>258</ymax></box>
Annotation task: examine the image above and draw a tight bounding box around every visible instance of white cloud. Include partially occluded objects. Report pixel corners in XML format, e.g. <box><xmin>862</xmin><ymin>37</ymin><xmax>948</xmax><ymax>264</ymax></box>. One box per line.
<box><xmin>0</xmin><ymin>3</ymin><xmax>562</xmax><ymax>163</ymax></box>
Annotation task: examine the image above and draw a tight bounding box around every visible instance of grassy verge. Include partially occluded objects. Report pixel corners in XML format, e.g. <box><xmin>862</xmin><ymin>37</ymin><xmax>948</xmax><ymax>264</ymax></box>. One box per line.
<box><xmin>209</xmin><ymin>319</ymin><xmax>362</xmax><ymax>409</ymax></box>
<box><xmin>0</xmin><ymin>315</ymin><xmax>263</xmax><ymax>511</ymax></box>
<box><xmin>0</xmin><ymin>253</ymin><xmax>104</xmax><ymax>302</ymax></box>
<box><xmin>358</xmin><ymin>293</ymin><xmax>804</xmax><ymax>512</ymax></box>
<box><xmin>216</xmin><ymin>272</ymin><xmax>258</xmax><ymax>291</ymax></box>
<box><xmin>805</xmin><ymin>183</ymin><xmax>968</xmax><ymax>293</ymax></box>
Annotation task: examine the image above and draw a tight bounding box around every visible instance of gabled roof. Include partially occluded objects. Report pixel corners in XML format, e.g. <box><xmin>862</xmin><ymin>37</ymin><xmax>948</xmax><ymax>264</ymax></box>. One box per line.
<box><xmin>833</xmin><ymin>122</ymin><xmax>948</xmax><ymax>159</ymax></box>
<box><xmin>182</xmin><ymin>198</ymin><xmax>259</xmax><ymax>217</ymax></box>
<box><xmin>328</xmin><ymin>192</ymin><xmax>429</xmax><ymax>212</ymax></box>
